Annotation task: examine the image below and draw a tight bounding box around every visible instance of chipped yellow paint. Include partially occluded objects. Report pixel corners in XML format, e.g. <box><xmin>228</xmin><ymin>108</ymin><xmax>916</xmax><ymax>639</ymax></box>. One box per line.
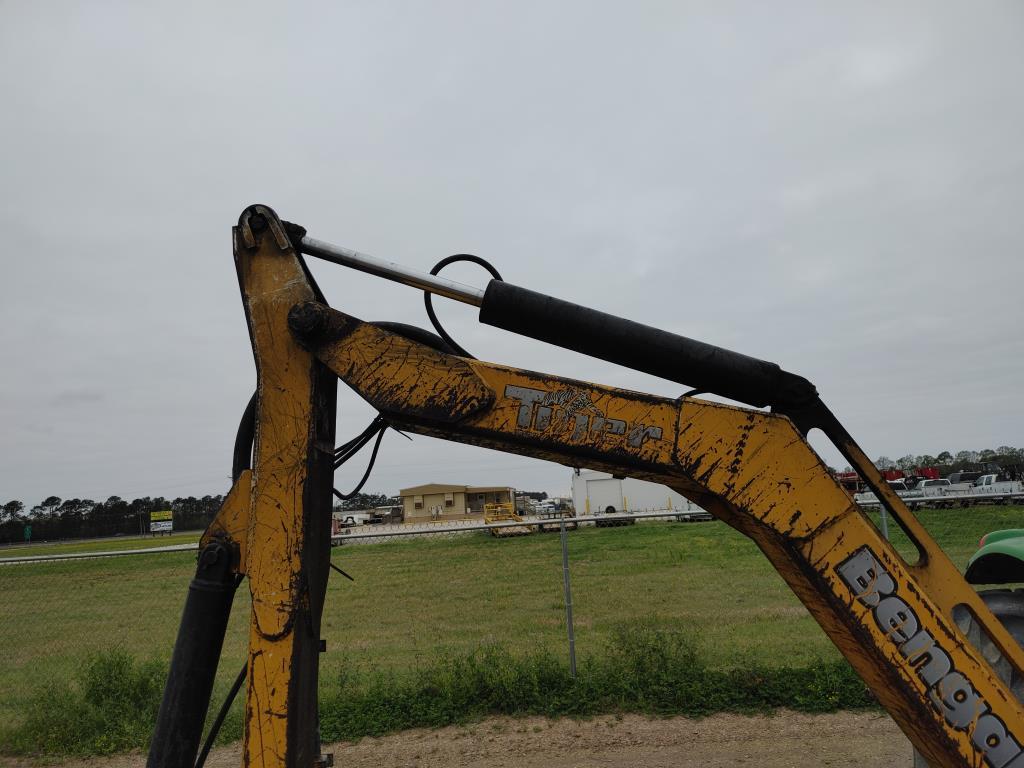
<box><xmin>228</xmin><ymin>264</ymin><xmax>1024</xmax><ymax>766</ymax></box>
<box><xmin>312</xmin><ymin>317</ymin><xmax>1024</xmax><ymax>768</ymax></box>
<box><xmin>233</xmin><ymin>216</ymin><xmax>320</xmax><ymax>768</ymax></box>
<box><xmin>672</xmin><ymin>401</ymin><xmax>851</xmax><ymax>539</ymax></box>
<box><xmin>315</xmin><ymin>320</ymin><xmax>493</xmax><ymax>420</ymax></box>
<box><xmin>201</xmin><ymin>470</ymin><xmax>252</xmax><ymax>573</ymax></box>
<box><xmin>801</xmin><ymin>515</ymin><xmax>1024</xmax><ymax>767</ymax></box>
<box><xmin>673</xmin><ymin>403</ymin><xmax>1024</xmax><ymax>767</ymax></box>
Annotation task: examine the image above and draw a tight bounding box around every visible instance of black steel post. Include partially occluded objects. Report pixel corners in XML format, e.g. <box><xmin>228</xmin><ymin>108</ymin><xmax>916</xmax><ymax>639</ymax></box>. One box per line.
<box><xmin>147</xmin><ymin>539</ymin><xmax>238</xmax><ymax>768</ymax></box>
<box><xmin>559</xmin><ymin>515</ymin><xmax>577</xmax><ymax>678</ymax></box>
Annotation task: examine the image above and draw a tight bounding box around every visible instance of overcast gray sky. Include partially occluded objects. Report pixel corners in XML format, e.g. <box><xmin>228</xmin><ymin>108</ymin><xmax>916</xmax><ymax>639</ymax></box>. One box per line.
<box><xmin>2</xmin><ymin>1</ymin><xmax>1022</xmax><ymax>506</ymax></box>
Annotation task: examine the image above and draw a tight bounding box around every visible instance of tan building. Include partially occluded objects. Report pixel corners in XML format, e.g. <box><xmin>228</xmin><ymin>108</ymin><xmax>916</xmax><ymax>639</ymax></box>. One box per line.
<box><xmin>398</xmin><ymin>483</ymin><xmax>516</xmax><ymax>522</ymax></box>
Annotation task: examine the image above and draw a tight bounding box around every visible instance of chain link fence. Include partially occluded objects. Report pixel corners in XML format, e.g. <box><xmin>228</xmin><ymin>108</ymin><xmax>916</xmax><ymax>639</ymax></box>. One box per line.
<box><xmin>0</xmin><ymin>510</ymin><xmax>730</xmax><ymax>727</ymax></box>
<box><xmin>4</xmin><ymin>502</ymin><xmax>1018</xmax><ymax>762</ymax></box>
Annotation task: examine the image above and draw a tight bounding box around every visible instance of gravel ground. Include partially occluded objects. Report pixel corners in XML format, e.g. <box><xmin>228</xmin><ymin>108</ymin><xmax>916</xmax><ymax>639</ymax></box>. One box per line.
<box><xmin>0</xmin><ymin>710</ymin><xmax>912</xmax><ymax>768</ymax></box>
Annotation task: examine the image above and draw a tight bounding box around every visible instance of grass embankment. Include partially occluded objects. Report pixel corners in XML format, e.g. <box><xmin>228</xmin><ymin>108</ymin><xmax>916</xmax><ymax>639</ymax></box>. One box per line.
<box><xmin>1</xmin><ymin>506</ymin><xmax>1020</xmax><ymax>756</ymax></box>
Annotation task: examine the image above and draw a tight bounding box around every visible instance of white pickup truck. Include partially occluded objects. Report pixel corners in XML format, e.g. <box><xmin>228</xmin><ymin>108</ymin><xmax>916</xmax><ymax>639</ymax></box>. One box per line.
<box><xmin>915</xmin><ymin>478</ymin><xmax>973</xmax><ymax>496</ymax></box>
<box><xmin>854</xmin><ymin>480</ymin><xmax>912</xmax><ymax>506</ymax></box>
<box><xmin>972</xmin><ymin>474</ymin><xmax>1024</xmax><ymax>497</ymax></box>
<box><xmin>854</xmin><ymin>474</ymin><xmax>1024</xmax><ymax>509</ymax></box>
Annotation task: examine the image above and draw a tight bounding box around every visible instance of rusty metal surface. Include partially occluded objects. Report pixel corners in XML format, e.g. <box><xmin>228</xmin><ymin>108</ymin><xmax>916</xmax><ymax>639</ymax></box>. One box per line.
<box><xmin>232</xmin><ymin>205</ymin><xmax>336</xmax><ymax>768</ymax></box>
<box><xmin>193</xmin><ymin>207</ymin><xmax>1024</xmax><ymax>768</ymax></box>
<box><xmin>201</xmin><ymin>470</ymin><xmax>251</xmax><ymax>574</ymax></box>
<box><xmin>289</xmin><ymin>302</ymin><xmax>494</xmax><ymax>423</ymax></box>
<box><xmin>308</xmin><ymin>313</ymin><xmax>1024</xmax><ymax>768</ymax></box>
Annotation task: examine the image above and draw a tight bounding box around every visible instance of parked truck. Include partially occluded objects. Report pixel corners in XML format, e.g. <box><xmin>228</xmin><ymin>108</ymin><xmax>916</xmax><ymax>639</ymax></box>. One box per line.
<box><xmin>855</xmin><ymin>473</ymin><xmax>1024</xmax><ymax>509</ymax></box>
<box><xmin>972</xmin><ymin>474</ymin><xmax>1024</xmax><ymax>498</ymax></box>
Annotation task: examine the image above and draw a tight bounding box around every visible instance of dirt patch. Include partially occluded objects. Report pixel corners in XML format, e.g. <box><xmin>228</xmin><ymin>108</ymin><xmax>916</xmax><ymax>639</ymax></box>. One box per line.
<box><xmin>0</xmin><ymin>710</ymin><xmax>911</xmax><ymax>768</ymax></box>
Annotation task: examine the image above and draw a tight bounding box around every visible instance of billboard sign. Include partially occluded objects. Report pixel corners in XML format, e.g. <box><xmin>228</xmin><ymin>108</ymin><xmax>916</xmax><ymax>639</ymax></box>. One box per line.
<box><xmin>150</xmin><ymin>510</ymin><xmax>173</xmax><ymax>534</ymax></box>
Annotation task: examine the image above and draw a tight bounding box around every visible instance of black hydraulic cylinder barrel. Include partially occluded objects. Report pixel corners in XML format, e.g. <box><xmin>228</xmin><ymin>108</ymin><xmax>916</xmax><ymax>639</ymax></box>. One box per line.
<box><xmin>147</xmin><ymin>540</ymin><xmax>238</xmax><ymax>768</ymax></box>
<box><xmin>478</xmin><ymin>280</ymin><xmax>817</xmax><ymax>409</ymax></box>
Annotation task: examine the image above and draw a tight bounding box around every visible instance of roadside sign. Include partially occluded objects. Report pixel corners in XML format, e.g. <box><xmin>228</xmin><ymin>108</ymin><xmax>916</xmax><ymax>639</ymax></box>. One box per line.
<box><xmin>23</xmin><ymin>524</ymin><xmax>31</xmax><ymax>542</ymax></box>
<box><xmin>150</xmin><ymin>510</ymin><xmax>173</xmax><ymax>534</ymax></box>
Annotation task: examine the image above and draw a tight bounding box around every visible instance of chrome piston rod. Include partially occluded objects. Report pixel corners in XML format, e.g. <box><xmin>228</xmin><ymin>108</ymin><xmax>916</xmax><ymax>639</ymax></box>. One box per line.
<box><xmin>299</xmin><ymin>236</ymin><xmax>484</xmax><ymax>306</ymax></box>
<box><xmin>298</xmin><ymin>230</ymin><xmax>816</xmax><ymax>409</ymax></box>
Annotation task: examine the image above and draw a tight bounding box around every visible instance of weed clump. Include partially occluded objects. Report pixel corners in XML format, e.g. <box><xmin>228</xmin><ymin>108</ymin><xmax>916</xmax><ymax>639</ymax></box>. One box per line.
<box><xmin>317</xmin><ymin>620</ymin><xmax>873</xmax><ymax>743</ymax></box>
<box><xmin>0</xmin><ymin>621</ymin><xmax>875</xmax><ymax>757</ymax></box>
<box><xmin>1</xmin><ymin>649</ymin><xmax>165</xmax><ymax>756</ymax></box>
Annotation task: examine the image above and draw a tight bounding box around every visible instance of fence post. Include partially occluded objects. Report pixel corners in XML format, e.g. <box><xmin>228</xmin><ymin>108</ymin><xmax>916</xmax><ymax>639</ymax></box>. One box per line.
<box><xmin>559</xmin><ymin>515</ymin><xmax>577</xmax><ymax>678</ymax></box>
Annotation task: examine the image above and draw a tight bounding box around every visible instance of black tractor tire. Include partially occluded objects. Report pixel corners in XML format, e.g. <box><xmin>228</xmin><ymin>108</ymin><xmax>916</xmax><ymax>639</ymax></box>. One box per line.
<box><xmin>916</xmin><ymin>591</ymin><xmax>1024</xmax><ymax>766</ymax></box>
<box><xmin>951</xmin><ymin>589</ymin><xmax>1024</xmax><ymax>704</ymax></box>
<box><xmin>595</xmin><ymin>506</ymin><xmax>616</xmax><ymax>528</ymax></box>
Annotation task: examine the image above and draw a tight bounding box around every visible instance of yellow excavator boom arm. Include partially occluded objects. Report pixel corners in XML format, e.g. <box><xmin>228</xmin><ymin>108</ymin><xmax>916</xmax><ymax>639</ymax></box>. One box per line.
<box><xmin>147</xmin><ymin>206</ymin><xmax>1024</xmax><ymax>768</ymax></box>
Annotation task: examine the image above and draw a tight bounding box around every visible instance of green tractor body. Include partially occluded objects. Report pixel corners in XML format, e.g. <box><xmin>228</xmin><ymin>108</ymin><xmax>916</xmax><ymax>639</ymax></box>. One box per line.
<box><xmin>966</xmin><ymin>528</ymin><xmax>1024</xmax><ymax>584</ymax></box>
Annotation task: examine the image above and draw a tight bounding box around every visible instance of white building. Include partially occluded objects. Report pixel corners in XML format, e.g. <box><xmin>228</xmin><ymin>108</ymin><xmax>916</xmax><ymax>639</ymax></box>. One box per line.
<box><xmin>570</xmin><ymin>470</ymin><xmax>709</xmax><ymax>516</ymax></box>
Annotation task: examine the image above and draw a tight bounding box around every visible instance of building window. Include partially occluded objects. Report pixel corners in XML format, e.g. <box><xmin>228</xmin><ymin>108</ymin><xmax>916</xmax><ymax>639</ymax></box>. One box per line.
<box><xmin>414</xmin><ymin>495</ymin><xmax>423</xmax><ymax>510</ymax></box>
<box><xmin>444</xmin><ymin>492</ymin><xmax>454</xmax><ymax>507</ymax></box>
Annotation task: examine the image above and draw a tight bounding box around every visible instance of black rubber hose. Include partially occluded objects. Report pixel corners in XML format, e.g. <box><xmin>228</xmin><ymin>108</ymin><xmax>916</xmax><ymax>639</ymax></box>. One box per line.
<box><xmin>423</xmin><ymin>255</ymin><xmax>503</xmax><ymax>359</ymax></box>
<box><xmin>193</xmin><ymin>662</ymin><xmax>247</xmax><ymax>768</ymax></box>
<box><xmin>231</xmin><ymin>392</ymin><xmax>257</xmax><ymax>483</ymax></box>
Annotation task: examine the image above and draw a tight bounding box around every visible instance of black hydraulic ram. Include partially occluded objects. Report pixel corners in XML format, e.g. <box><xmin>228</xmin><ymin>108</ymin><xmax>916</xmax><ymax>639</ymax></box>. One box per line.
<box><xmin>146</xmin><ymin>539</ymin><xmax>238</xmax><ymax>768</ymax></box>
<box><xmin>298</xmin><ymin>234</ymin><xmax>818</xmax><ymax>410</ymax></box>
<box><xmin>477</xmin><ymin>280</ymin><xmax>816</xmax><ymax>409</ymax></box>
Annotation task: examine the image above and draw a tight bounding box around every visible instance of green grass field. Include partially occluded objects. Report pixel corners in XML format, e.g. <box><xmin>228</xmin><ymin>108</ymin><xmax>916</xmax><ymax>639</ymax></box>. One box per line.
<box><xmin>1</xmin><ymin>505</ymin><xmax>1021</xmax><ymax>746</ymax></box>
<box><xmin>0</xmin><ymin>531</ymin><xmax>202</xmax><ymax>558</ymax></box>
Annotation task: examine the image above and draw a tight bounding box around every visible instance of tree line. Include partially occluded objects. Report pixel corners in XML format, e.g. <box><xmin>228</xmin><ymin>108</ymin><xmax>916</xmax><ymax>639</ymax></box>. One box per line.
<box><xmin>3</xmin><ymin>446</ymin><xmax>1019</xmax><ymax>545</ymax></box>
<box><xmin>0</xmin><ymin>495</ymin><xmax>225</xmax><ymax>544</ymax></box>
<box><xmin>0</xmin><ymin>490</ymin><xmax>412</xmax><ymax>545</ymax></box>
<box><xmin>867</xmin><ymin>446</ymin><xmax>1023</xmax><ymax>475</ymax></box>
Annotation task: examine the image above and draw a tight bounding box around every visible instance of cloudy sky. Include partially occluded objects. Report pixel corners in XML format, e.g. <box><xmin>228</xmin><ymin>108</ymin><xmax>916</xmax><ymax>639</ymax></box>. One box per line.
<box><xmin>2</xmin><ymin>2</ymin><xmax>1022</xmax><ymax>507</ymax></box>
